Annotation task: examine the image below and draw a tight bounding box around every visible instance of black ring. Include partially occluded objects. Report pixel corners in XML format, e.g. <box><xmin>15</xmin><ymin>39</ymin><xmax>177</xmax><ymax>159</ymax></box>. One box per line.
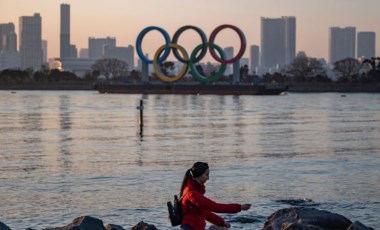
<box><xmin>172</xmin><ymin>25</ymin><xmax>208</xmax><ymax>63</ymax></box>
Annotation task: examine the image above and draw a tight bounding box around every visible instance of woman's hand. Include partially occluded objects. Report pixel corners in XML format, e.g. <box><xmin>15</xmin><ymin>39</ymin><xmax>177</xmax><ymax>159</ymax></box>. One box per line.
<box><xmin>223</xmin><ymin>222</ymin><xmax>231</xmax><ymax>229</ymax></box>
<box><xmin>241</xmin><ymin>203</ymin><xmax>251</xmax><ymax>211</ymax></box>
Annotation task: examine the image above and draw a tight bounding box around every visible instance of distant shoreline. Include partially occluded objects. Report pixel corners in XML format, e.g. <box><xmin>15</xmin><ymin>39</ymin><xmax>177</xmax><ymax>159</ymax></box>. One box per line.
<box><xmin>0</xmin><ymin>82</ymin><xmax>94</xmax><ymax>91</ymax></box>
<box><xmin>1</xmin><ymin>82</ymin><xmax>380</xmax><ymax>93</ymax></box>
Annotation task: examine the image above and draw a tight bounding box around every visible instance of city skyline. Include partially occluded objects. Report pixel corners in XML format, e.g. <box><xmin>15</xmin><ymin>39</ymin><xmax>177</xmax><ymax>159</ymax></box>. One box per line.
<box><xmin>1</xmin><ymin>0</ymin><xmax>379</xmax><ymax>62</ymax></box>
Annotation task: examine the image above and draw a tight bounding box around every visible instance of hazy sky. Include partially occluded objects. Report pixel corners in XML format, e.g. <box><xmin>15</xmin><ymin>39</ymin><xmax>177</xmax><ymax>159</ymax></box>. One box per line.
<box><xmin>1</xmin><ymin>0</ymin><xmax>379</xmax><ymax>62</ymax></box>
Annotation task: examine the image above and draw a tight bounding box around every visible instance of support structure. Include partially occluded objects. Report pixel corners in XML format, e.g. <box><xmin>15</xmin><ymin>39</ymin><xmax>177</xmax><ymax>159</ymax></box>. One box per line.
<box><xmin>232</xmin><ymin>60</ymin><xmax>240</xmax><ymax>84</ymax></box>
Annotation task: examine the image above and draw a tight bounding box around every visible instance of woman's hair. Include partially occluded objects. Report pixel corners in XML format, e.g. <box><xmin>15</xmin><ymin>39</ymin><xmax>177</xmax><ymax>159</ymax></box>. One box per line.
<box><xmin>180</xmin><ymin>162</ymin><xmax>209</xmax><ymax>196</ymax></box>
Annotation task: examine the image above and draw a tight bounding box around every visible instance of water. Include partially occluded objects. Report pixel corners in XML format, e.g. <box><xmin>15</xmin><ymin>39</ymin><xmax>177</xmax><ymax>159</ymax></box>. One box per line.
<box><xmin>0</xmin><ymin>91</ymin><xmax>379</xmax><ymax>230</ymax></box>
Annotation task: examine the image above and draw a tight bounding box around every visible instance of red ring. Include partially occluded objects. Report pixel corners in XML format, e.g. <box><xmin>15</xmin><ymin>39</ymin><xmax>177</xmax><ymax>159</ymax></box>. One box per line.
<box><xmin>208</xmin><ymin>24</ymin><xmax>246</xmax><ymax>64</ymax></box>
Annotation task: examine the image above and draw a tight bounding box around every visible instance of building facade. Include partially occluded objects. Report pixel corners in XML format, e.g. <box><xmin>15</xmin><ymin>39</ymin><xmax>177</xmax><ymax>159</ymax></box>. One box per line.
<box><xmin>250</xmin><ymin>45</ymin><xmax>259</xmax><ymax>74</ymax></box>
<box><xmin>104</xmin><ymin>45</ymin><xmax>134</xmax><ymax>70</ymax></box>
<box><xmin>42</xmin><ymin>39</ymin><xmax>47</xmax><ymax>63</ymax></box>
<box><xmin>19</xmin><ymin>13</ymin><xmax>43</xmax><ymax>70</ymax></box>
<box><xmin>0</xmin><ymin>23</ymin><xmax>17</xmax><ymax>52</ymax></box>
<box><xmin>357</xmin><ymin>32</ymin><xmax>376</xmax><ymax>59</ymax></box>
<box><xmin>329</xmin><ymin>27</ymin><xmax>356</xmax><ymax>64</ymax></box>
<box><xmin>260</xmin><ymin>16</ymin><xmax>296</xmax><ymax>71</ymax></box>
<box><xmin>60</xmin><ymin>4</ymin><xmax>71</xmax><ymax>58</ymax></box>
<box><xmin>0</xmin><ymin>22</ymin><xmax>20</xmax><ymax>70</ymax></box>
<box><xmin>88</xmin><ymin>37</ymin><xmax>116</xmax><ymax>60</ymax></box>
<box><xmin>223</xmin><ymin>46</ymin><xmax>233</xmax><ymax>76</ymax></box>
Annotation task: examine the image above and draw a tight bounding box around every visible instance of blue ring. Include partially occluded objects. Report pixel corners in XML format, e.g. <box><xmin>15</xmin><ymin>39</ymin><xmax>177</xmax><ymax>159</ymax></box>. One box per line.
<box><xmin>136</xmin><ymin>26</ymin><xmax>171</xmax><ymax>64</ymax></box>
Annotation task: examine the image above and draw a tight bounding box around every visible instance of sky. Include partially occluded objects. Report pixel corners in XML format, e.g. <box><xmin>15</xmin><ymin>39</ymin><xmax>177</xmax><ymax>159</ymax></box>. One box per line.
<box><xmin>1</xmin><ymin>0</ymin><xmax>379</xmax><ymax>62</ymax></box>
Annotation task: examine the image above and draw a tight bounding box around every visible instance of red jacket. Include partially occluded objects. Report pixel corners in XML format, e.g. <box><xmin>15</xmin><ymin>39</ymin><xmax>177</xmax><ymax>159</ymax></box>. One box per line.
<box><xmin>181</xmin><ymin>178</ymin><xmax>242</xmax><ymax>230</ymax></box>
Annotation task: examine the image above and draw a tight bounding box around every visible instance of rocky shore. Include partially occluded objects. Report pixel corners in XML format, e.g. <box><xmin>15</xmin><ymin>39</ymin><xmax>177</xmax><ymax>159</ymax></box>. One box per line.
<box><xmin>0</xmin><ymin>208</ymin><xmax>375</xmax><ymax>230</ymax></box>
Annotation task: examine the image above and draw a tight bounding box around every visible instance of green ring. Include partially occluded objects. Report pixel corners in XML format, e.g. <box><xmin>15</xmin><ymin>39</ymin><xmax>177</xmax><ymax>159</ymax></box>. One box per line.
<box><xmin>189</xmin><ymin>43</ymin><xmax>226</xmax><ymax>83</ymax></box>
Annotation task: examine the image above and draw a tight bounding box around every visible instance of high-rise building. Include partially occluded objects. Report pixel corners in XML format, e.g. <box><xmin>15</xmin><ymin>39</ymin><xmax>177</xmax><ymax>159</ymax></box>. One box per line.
<box><xmin>79</xmin><ymin>48</ymin><xmax>89</xmax><ymax>59</ymax></box>
<box><xmin>329</xmin><ymin>27</ymin><xmax>356</xmax><ymax>64</ymax></box>
<box><xmin>19</xmin><ymin>13</ymin><xmax>43</xmax><ymax>70</ymax></box>
<box><xmin>357</xmin><ymin>32</ymin><xmax>376</xmax><ymax>59</ymax></box>
<box><xmin>250</xmin><ymin>45</ymin><xmax>259</xmax><ymax>74</ymax></box>
<box><xmin>0</xmin><ymin>23</ymin><xmax>17</xmax><ymax>52</ymax></box>
<box><xmin>41</xmin><ymin>40</ymin><xmax>47</xmax><ymax>63</ymax></box>
<box><xmin>0</xmin><ymin>23</ymin><xmax>20</xmax><ymax>70</ymax></box>
<box><xmin>223</xmin><ymin>46</ymin><xmax>233</xmax><ymax>76</ymax></box>
<box><xmin>88</xmin><ymin>37</ymin><xmax>116</xmax><ymax>60</ymax></box>
<box><xmin>104</xmin><ymin>45</ymin><xmax>134</xmax><ymax>70</ymax></box>
<box><xmin>260</xmin><ymin>16</ymin><xmax>296</xmax><ymax>70</ymax></box>
<box><xmin>60</xmin><ymin>4</ymin><xmax>71</xmax><ymax>58</ymax></box>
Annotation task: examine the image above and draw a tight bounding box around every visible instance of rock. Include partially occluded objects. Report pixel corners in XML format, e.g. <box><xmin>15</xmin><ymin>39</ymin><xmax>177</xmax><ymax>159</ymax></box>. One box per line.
<box><xmin>0</xmin><ymin>221</ymin><xmax>11</xmax><ymax>230</ymax></box>
<box><xmin>105</xmin><ymin>224</ymin><xmax>125</xmax><ymax>230</ymax></box>
<box><xmin>208</xmin><ymin>225</ymin><xmax>225</xmax><ymax>230</ymax></box>
<box><xmin>46</xmin><ymin>216</ymin><xmax>106</xmax><ymax>230</ymax></box>
<box><xmin>130</xmin><ymin>221</ymin><xmax>157</xmax><ymax>230</ymax></box>
<box><xmin>282</xmin><ymin>222</ymin><xmax>324</xmax><ymax>230</ymax></box>
<box><xmin>262</xmin><ymin>207</ymin><xmax>352</xmax><ymax>230</ymax></box>
<box><xmin>347</xmin><ymin>221</ymin><xmax>375</xmax><ymax>230</ymax></box>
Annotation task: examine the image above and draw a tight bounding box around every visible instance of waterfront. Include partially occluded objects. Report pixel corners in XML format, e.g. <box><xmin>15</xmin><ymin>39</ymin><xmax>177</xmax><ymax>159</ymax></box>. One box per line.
<box><xmin>0</xmin><ymin>91</ymin><xmax>379</xmax><ymax>229</ymax></box>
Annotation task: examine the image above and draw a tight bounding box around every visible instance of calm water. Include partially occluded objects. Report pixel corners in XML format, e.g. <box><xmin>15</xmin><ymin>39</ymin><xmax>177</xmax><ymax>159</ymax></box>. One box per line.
<box><xmin>0</xmin><ymin>91</ymin><xmax>379</xmax><ymax>230</ymax></box>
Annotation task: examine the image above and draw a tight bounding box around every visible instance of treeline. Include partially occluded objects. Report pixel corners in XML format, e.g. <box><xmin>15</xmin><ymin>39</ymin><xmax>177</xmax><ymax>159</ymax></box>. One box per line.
<box><xmin>1</xmin><ymin>56</ymin><xmax>380</xmax><ymax>85</ymax></box>
<box><xmin>0</xmin><ymin>68</ymin><xmax>96</xmax><ymax>84</ymax></box>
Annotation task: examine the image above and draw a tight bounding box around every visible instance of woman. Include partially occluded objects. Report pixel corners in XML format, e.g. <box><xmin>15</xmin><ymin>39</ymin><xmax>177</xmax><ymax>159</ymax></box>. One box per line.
<box><xmin>179</xmin><ymin>162</ymin><xmax>251</xmax><ymax>230</ymax></box>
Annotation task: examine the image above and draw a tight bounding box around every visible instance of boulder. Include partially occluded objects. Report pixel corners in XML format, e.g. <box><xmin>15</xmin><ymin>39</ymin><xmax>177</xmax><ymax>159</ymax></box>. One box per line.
<box><xmin>208</xmin><ymin>225</ymin><xmax>226</xmax><ymax>230</ymax></box>
<box><xmin>262</xmin><ymin>207</ymin><xmax>352</xmax><ymax>230</ymax></box>
<box><xmin>46</xmin><ymin>216</ymin><xmax>106</xmax><ymax>230</ymax></box>
<box><xmin>347</xmin><ymin>221</ymin><xmax>375</xmax><ymax>230</ymax></box>
<box><xmin>0</xmin><ymin>221</ymin><xmax>11</xmax><ymax>230</ymax></box>
<box><xmin>105</xmin><ymin>224</ymin><xmax>125</xmax><ymax>230</ymax></box>
<box><xmin>282</xmin><ymin>222</ymin><xmax>324</xmax><ymax>230</ymax></box>
<box><xmin>130</xmin><ymin>221</ymin><xmax>157</xmax><ymax>230</ymax></box>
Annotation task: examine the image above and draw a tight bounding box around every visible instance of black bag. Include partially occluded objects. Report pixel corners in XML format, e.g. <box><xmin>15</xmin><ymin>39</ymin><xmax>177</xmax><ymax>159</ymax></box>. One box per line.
<box><xmin>167</xmin><ymin>195</ymin><xmax>182</xmax><ymax>226</ymax></box>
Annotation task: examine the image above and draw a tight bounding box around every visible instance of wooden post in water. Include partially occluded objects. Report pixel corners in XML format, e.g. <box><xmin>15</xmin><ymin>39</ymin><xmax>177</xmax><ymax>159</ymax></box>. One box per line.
<box><xmin>137</xmin><ymin>99</ymin><xmax>144</xmax><ymax>137</ymax></box>
<box><xmin>139</xmin><ymin>99</ymin><xmax>144</xmax><ymax>127</ymax></box>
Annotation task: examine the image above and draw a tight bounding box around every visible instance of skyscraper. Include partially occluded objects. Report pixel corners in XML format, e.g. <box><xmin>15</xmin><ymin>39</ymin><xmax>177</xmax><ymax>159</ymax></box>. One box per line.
<box><xmin>60</xmin><ymin>4</ymin><xmax>71</xmax><ymax>58</ymax></box>
<box><xmin>88</xmin><ymin>37</ymin><xmax>116</xmax><ymax>60</ymax></box>
<box><xmin>223</xmin><ymin>46</ymin><xmax>234</xmax><ymax>76</ymax></box>
<box><xmin>250</xmin><ymin>45</ymin><xmax>259</xmax><ymax>74</ymax></box>
<box><xmin>0</xmin><ymin>23</ymin><xmax>17</xmax><ymax>52</ymax></box>
<box><xmin>260</xmin><ymin>16</ymin><xmax>296</xmax><ymax>70</ymax></box>
<box><xmin>19</xmin><ymin>13</ymin><xmax>42</xmax><ymax>69</ymax></box>
<box><xmin>104</xmin><ymin>45</ymin><xmax>134</xmax><ymax>69</ymax></box>
<box><xmin>329</xmin><ymin>27</ymin><xmax>356</xmax><ymax>64</ymax></box>
<box><xmin>42</xmin><ymin>39</ymin><xmax>47</xmax><ymax>63</ymax></box>
<box><xmin>357</xmin><ymin>32</ymin><xmax>376</xmax><ymax>59</ymax></box>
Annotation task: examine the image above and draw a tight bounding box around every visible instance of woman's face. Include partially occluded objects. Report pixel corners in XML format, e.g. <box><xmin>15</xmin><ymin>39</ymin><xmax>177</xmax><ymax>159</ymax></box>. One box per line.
<box><xmin>198</xmin><ymin>169</ymin><xmax>210</xmax><ymax>184</ymax></box>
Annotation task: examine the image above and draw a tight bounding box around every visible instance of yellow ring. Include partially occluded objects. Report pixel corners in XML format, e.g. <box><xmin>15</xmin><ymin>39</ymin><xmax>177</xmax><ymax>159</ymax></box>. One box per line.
<box><xmin>153</xmin><ymin>43</ymin><xmax>189</xmax><ymax>82</ymax></box>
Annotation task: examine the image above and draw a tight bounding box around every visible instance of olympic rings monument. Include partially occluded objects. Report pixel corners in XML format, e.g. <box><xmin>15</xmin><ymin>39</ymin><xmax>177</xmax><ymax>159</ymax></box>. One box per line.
<box><xmin>96</xmin><ymin>24</ymin><xmax>287</xmax><ymax>95</ymax></box>
<box><xmin>136</xmin><ymin>24</ymin><xmax>245</xmax><ymax>84</ymax></box>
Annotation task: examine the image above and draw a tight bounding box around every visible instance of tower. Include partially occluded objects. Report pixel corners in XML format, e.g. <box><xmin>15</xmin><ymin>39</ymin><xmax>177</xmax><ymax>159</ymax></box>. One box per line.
<box><xmin>19</xmin><ymin>13</ymin><xmax>42</xmax><ymax>69</ymax></box>
<box><xmin>60</xmin><ymin>3</ymin><xmax>71</xmax><ymax>58</ymax></box>
<box><xmin>357</xmin><ymin>32</ymin><xmax>376</xmax><ymax>59</ymax></box>
<box><xmin>260</xmin><ymin>16</ymin><xmax>296</xmax><ymax>70</ymax></box>
<box><xmin>250</xmin><ymin>45</ymin><xmax>259</xmax><ymax>74</ymax></box>
<box><xmin>329</xmin><ymin>27</ymin><xmax>356</xmax><ymax>64</ymax></box>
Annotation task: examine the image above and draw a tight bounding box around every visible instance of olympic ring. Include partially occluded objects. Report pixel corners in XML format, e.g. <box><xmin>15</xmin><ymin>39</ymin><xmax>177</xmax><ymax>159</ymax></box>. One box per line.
<box><xmin>172</xmin><ymin>25</ymin><xmax>208</xmax><ymax>63</ymax></box>
<box><xmin>189</xmin><ymin>43</ymin><xmax>226</xmax><ymax>82</ymax></box>
<box><xmin>135</xmin><ymin>24</ymin><xmax>246</xmax><ymax>82</ymax></box>
<box><xmin>153</xmin><ymin>43</ymin><xmax>189</xmax><ymax>82</ymax></box>
<box><xmin>209</xmin><ymin>25</ymin><xmax>246</xmax><ymax>64</ymax></box>
<box><xmin>136</xmin><ymin>26</ymin><xmax>171</xmax><ymax>64</ymax></box>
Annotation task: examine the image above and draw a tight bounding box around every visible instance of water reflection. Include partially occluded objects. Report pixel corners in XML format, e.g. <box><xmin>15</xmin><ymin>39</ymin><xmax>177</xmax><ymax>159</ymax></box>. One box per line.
<box><xmin>0</xmin><ymin>92</ymin><xmax>379</xmax><ymax>229</ymax></box>
<box><xmin>58</xmin><ymin>95</ymin><xmax>73</xmax><ymax>171</ymax></box>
